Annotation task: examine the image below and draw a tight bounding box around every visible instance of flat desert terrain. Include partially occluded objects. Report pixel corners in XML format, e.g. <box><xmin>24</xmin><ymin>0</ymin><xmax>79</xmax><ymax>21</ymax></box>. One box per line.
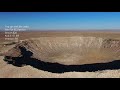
<box><xmin>0</xmin><ymin>30</ymin><xmax>120</xmax><ymax>78</ymax></box>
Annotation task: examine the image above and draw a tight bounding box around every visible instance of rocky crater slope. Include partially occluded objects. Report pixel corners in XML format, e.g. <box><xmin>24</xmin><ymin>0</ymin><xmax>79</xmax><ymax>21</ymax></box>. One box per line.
<box><xmin>4</xmin><ymin>36</ymin><xmax>120</xmax><ymax>66</ymax></box>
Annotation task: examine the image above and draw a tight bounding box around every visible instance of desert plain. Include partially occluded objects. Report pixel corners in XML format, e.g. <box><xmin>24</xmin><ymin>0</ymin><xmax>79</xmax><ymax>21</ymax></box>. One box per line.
<box><xmin>0</xmin><ymin>30</ymin><xmax>120</xmax><ymax>78</ymax></box>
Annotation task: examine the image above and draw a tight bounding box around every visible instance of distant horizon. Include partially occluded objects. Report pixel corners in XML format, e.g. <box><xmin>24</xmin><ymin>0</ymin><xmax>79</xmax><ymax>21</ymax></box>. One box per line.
<box><xmin>1</xmin><ymin>29</ymin><xmax>120</xmax><ymax>32</ymax></box>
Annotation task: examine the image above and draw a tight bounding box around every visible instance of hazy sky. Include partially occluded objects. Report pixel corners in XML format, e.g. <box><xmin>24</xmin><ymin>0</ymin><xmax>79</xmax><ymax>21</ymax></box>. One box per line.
<box><xmin>0</xmin><ymin>12</ymin><xmax>120</xmax><ymax>30</ymax></box>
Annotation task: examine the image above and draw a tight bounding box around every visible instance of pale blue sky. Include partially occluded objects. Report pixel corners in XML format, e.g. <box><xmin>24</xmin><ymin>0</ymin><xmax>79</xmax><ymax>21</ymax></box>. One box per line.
<box><xmin>0</xmin><ymin>12</ymin><xmax>120</xmax><ymax>30</ymax></box>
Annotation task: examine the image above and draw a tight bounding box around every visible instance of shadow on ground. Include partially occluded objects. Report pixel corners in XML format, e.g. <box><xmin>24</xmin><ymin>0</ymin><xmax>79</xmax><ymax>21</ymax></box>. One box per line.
<box><xmin>4</xmin><ymin>46</ymin><xmax>120</xmax><ymax>73</ymax></box>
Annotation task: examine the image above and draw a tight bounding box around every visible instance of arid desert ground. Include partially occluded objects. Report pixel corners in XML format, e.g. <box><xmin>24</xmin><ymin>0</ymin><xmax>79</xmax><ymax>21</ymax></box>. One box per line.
<box><xmin>0</xmin><ymin>31</ymin><xmax>120</xmax><ymax>78</ymax></box>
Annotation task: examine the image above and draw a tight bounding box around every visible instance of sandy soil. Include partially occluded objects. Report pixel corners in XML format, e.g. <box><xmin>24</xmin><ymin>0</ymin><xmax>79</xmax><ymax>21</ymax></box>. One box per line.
<box><xmin>0</xmin><ymin>31</ymin><xmax>120</xmax><ymax>78</ymax></box>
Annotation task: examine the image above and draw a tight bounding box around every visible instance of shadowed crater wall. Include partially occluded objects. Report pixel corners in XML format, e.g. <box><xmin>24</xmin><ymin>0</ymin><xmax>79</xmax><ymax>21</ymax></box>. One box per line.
<box><xmin>3</xmin><ymin>36</ymin><xmax>120</xmax><ymax>73</ymax></box>
<box><xmin>4</xmin><ymin>49</ymin><xmax>120</xmax><ymax>73</ymax></box>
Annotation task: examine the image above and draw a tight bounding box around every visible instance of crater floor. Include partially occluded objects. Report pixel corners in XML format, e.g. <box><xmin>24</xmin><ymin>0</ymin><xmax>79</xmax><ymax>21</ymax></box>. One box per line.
<box><xmin>1</xmin><ymin>31</ymin><xmax>120</xmax><ymax>78</ymax></box>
